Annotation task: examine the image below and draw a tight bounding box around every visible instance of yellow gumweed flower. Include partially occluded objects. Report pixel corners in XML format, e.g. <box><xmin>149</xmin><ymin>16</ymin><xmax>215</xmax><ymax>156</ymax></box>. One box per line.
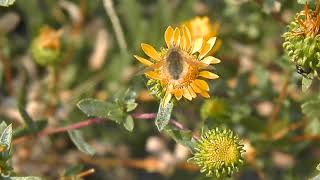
<box><xmin>184</xmin><ymin>16</ymin><xmax>221</xmax><ymax>54</ymax></box>
<box><xmin>134</xmin><ymin>26</ymin><xmax>221</xmax><ymax>106</ymax></box>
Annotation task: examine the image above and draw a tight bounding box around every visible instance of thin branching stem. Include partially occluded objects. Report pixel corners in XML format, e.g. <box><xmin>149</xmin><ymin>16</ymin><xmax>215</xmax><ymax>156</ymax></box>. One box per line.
<box><xmin>13</xmin><ymin>113</ymin><xmax>199</xmax><ymax>144</ymax></box>
<box><xmin>103</xmin><ymin>0</ymin><xmax>128</xmax><ymax>54</ymax></box>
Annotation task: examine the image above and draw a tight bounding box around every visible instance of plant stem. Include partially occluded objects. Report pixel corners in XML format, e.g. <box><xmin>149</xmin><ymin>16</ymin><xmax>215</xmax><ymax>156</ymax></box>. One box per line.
<box><xmin>13</xmin><ymin>113</ymin><xmax>199</xmax><ymax>144</ymax></box>
<box><xmin>103</xmin><ymin>0</ymin><xmax>127</xmax><ymax>54</ymax></box>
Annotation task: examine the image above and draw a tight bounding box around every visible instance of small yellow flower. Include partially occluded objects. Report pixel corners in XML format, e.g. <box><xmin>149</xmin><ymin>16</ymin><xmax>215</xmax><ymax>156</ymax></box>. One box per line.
<box><xmin>190</xmin><ymin>128</ymin><xmax>245</xmax><ymax>177</ymax></box>
<box><xmin>184</xmin><ymin>16</ymin><xmax>222</xmax><ymax>54</ymax></box>
<box><xmin>31</xmin><ymin>26</ymin><xmax>63</xmax><ymax>65</ymax></box>
<box><xmin>134</xmin><ymin>26</ymin><xmax>220</xmax><ymax>106</ymax></box>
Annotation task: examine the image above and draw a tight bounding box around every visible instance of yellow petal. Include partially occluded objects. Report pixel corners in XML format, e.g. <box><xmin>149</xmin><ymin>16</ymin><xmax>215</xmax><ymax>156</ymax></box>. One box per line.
<box><xmin>182</xmin><ymin>88</ymin><xmax>192</xmax><ymax>100</ymax></box>
<box><xmin>199</xmin><ymin>37</ymin><xmax>217</xmax><ymax>59</ymax></box>
<box><xmin>199</xmin><ymin>71</ymin><xmax>219</xmax><ymax>79</ymax></box>
<box><xmin>201</xmin><ymin>56</ymin><xmax>221</xmax><ymax>65</ymax></box>
<box><xmin>190</xmin><ymin>82</ymin><xmax>202</xmax><ymax>93</ymax></box>
<box><xmin>164</xmin><ymin>26</ymin><xmax>174</xmax><ymax>48</ymax></box>
<box><xmin>174</xmin><ymin>89</ymin><xmax>183</xmax><ymax>100</ymax></box>
<box><xmin>194</xmin><ymin>79</ymin><xmax>209</xmax><ymax>91</ymax></box>
<box><xmin>200</xmin><ymin>91</ymin><xmax>210</xmax><ymax>98</ymax></box>
<box><xmin>133</xmin><ymin>55</ymin><xmax>153</xmax><ymax>66</ymax></box>
<box><xmin>173</xmin><ymin>27</ymin><xmax>181</xmax><ymax>47</ymax></box>
<box><xmin>145</xmin><ymin>71</ymin><xmax>161</xmax><ymax>80</ymax></box>
<box><xmin>183</xmin><ymin>26</ymin><xmax>191</xmax><ymax>50</ymax></box>
<box><xmin>188</xmin><ymin>86</ymin><xmax>197</xmax><ymax>98</ymax></box>
<box><xmin>210</xmin><ymin>39</ymin><xmax>222</xmax><ymax>54</ymax></box>
<box><xmin>141</xmin><ymin>43</ymin><xmax>161</xmax><ymax>61</ymax></box>
<box><xmin>161</xmin><ymin>92</ymin><xmax>172</xmax><ymax>107</ymax></box>
<box><xmin>180</xmin><ymin>34</ymin><xmax>186</xmax><ymax>50</ymax></box>
<box><xmin>191</xmin><ymin>38</ymin><xmax>203</xmax><ymax>54</ymax></box>
<box><xmin>211</xmin><ymin>22</ymin><xmax>220</xmax><ymax>37</ymax></box>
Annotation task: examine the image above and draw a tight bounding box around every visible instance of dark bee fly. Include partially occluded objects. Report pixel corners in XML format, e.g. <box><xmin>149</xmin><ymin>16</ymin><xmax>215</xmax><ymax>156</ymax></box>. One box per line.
<box><xmin>296</xmin><ymin>65</ymin><xmax>313</xmax><ymax>79</ymax></box>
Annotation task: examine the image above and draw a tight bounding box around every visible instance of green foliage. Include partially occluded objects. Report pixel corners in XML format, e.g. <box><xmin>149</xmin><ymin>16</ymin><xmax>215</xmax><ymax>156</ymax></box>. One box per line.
<box><xmin>302</xmin><ymin>77</ymin><xmax>313</xmax><ymax>92</ymax></box>
<box><xmin>0</xmin><ymin>122</ymin><xmax>13</xmax><ymax>177</ymax></box>
<box><xmin>0</xmin><ymin>0</ymin><xmax>15</xmax><ymax>7</ymax></box>
<box><xmin>77</xmin><ymin>89</ymin><xmax>138</xmax><ymax>131</ymax></box>
<box><xmin>63</xmin><ymin>164</ymin><xmax>84</xmax><ymax>177</ymax></box>
<box><xmin>18</xmin><ymin>106</ymin><xmax>37</xmax><ymax>135</ymax></box>
<box><xmin>68</xmin><ymin>130</ymin><xmax>95</xmax><ymax>155</ymax></box>
<box><xmin>297</xmin><ymin>0</ymin><xmax>317</xmax><ymax>5</ymax></box>
<box><xmin>155</xmin><ymin>101</ymin><xmax>174</xmax><ymax>131</ymax></box>
<box><xmin>165</xmin><ymin>125</ymin><xmax>196</xmax><ymax>152</ymax></box>
<box><xmin>2</xmin><ymin>0</ymin><xmax>320</xmax><ymax>179</ymax></box>
<box><xmin>302</xmin><ymin>99</ymin><xmax>320</xmax><ymax>118</ymax></box>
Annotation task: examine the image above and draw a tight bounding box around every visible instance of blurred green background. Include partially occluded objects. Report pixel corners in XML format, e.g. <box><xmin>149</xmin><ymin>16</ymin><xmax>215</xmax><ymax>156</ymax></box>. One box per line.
<box><xmin>1</xmin><ymin>0</ymin><xmax>320</xmax><ymax>179</ymax></box>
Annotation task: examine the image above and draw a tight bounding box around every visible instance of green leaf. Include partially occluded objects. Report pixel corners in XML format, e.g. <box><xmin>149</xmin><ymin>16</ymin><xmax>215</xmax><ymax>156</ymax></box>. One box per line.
<box><xmin>63</xmin><ymin>164</ymin><xmax>84</xmax><ymax>176</ymax></box>
<box><xmin>317</xmin><ymin>163</ymin><xmax>320</xmax><ymax>171</ymax></box>
<box><xmin>165</xmin><ymin>125</ymin><xmax>196</xmax><ymax>152</ymax></box>
<box><xmin>9</xmin><ymin>177</ymin><xmax>43</xmax><ymax>180</ymax></box>
<box><xmin>68</xmin><ymin>130</ymin><xmax>95</xmax><ymax>155</ymax></box>
<box><xmin>108</xmin><ymin>108</ymin><xmax>125</xmax><ymax>124</ymax></box>
<box><xmin>123</xmin><ymin>115</ymin><xmax>134</xmax><ymax>132</ymax></box>
<box><xmin>0</xmin><ymin>124</ymin><xmax>12</xmax><ymax>150</ymax></box>
<box><xmin>126</xmin><ymin>102</ymin><xmax>138</xmax><ymax>112</ymax></box>
<box><xmin>155</xmin><ymin>101</ymin><xmax>174</xmax><ymax>131</ymax></box>
<box><xmin>0</xmin><ymin>0</ymin><xmax>15</xmax><ymax>7</ymax></box>
<box><xmin>13</xmin><ymin>119</ymin><xmax>48</xmax><ymax>139</ymax></box>
<box><xmin>18</xmin><ymin>105</ymin><xmax>37</xmax><ymax>135</ymax></box>
<box><xmin>302</xmin><ymin>77</ymin><xmax>312</xmax><ymax>92</ymax></box>
<box><xmin>297</xmin><ymin>0</ymin><xmax>316</xmax><ymax>5</ymax></box>
<box><xmin>301</xmin><ymin>99</ymin><xmax>320</xmax><ymax>118</ymax></box>
<box><xmin>77</xmin><ymin>98</ymin><xmax>116</xmax><ymax>118</ymax></box>
<box><xmin>310</xmin><ymin>174</ymin><xmax>320</xmax><ymax>180</ymax></box>
<box><xmin>304</xmin><ymin>118</ymin><xmax>320</xmax><ymax>135</ymax></box>
<box><xmin>0</xmin><ymin>121</ymin><xmax>7</xmax><ymax>134</ymax></box>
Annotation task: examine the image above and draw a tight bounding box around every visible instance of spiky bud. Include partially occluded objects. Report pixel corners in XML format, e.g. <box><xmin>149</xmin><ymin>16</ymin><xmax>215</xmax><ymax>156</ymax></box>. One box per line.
<box><xmin>283</xmin><ymin>3</ymin><xmax>320</xmax><ymax>79</ymax></box>
<box><xmin>189</xmin><ymin>128</ymin><xmax>245</xmax><ymax>177</ymax></box>
<box><xmin>31</xmin><ymin>26</ymin><xmax>62</xmax><ymax>66</ymax></box>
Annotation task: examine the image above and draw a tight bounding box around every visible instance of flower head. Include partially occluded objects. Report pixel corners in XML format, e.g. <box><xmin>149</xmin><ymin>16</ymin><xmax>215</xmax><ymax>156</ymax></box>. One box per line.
<box><xmin>190</xmin><ymin>128</ymin><xmax>245</xmax><ymax>177</ymax></box>
<box><xmin>134</xmin><ymin>26</ymin><xmax>220</xmax><ymax>106</ymax></box>
<box><xmin>283</xmin><ymin>3</ymin><xmax>320</xmax><ymax>79</ymax></box>
<box><xmin>31</xmin><ymin>26</ymin><xmax>62</xmax><ymax>66</ymax></box>
<box><xmin>184</xmin><ymin>16</ymin><xmax>222</xmax><ymax>55</ymax></box>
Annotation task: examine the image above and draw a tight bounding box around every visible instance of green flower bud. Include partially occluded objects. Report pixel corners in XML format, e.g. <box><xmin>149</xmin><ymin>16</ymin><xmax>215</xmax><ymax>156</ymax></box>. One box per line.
<box><xmin>189</xmin><ymin>128</ymin><xmax>245</xmax><ymax>177</ymax></box>
<box><xmin>31</xmin><ymin>26</ymin><xmax>62</xmax><ymax>66</ymax></box>
<box><xmin>282</xmin><ymin>3</ymin><xmax>320</xmax><ymax>79</ymax></box>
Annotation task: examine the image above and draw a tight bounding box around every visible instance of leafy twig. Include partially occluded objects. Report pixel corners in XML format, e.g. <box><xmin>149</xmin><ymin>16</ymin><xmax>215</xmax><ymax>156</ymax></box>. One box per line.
<box><xmin>13</xmin><ymin>113</ymin><xmax>198</xmax><ymax>144</ymax></box>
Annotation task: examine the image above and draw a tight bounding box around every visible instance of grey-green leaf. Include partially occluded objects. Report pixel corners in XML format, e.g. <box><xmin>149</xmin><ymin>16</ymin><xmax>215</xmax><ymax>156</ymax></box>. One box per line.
<box><xmin>68</xmin><ymin>130</ymin><xmax>95</xmax><ymax>155</ymax></box>
<box><xmin>302</xmin><ymin>99</ymin><xmax>320</xmax><ymax>118</ymax></box>
<box><xmin>302</xmin><ymin>77</ymin><xmax>312</xmax><ymax>92</ymax></box>
<box><xmin>123</xmin><ymin>115</ymin><xmax>134</xmax><ymax>132</ymax></box>
<box><xmin>165</xmin><ymin>125</ymin><xmax>196</xmax><ymax>152</ymax></box>
<box><xmin>0</xmin><ymin>0</ymin><xmax>15</xmax><ymax>7</ymax></box>
<box><xmin>18</xmin><ymin>106</ymin><xmax>37</xmax><ymax>135</ymax></box>
<box><xmin>9</xmin><ymin>177</ymin><xmax>44</xmax><ymax>180</ymax></box>
<box><xmin>0</xmin><ymin>121</ymin><xmax>7</xmax><ymax>134</ymax></box>
<box><xmin>126</xmin><ymin>102</ymin><xmax>138</xmax><ymax>112</ymax></box>
<box><xmin>0</xmin><ymin>124</ymin><xmax>12</xmax><ymax>150</ymax></box>
<box><xmin>155</xmin><ymin>101</ymin><xmax>174</xmax><ymax>131</ymax></box>
<box><xmin>297</xmin><ymin>0</ymin><xmax>316</xmax><ymax>5</ymax></box>
<box><xmin>77</xmin><ymin>98</ymin><xmax>116</xmax><ymax>118</ymax></box>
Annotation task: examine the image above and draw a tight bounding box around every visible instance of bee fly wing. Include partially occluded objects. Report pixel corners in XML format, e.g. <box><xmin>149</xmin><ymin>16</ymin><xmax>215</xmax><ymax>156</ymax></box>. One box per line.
<box><xmin>135</xmin><ymin>67</ymin><xmax>154</xmax><ymax>76</ymax></box>
<box><xmin>135</xmin><ymin>61</ymin><xmax>164</xmax><ymax>76</ymax></box>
